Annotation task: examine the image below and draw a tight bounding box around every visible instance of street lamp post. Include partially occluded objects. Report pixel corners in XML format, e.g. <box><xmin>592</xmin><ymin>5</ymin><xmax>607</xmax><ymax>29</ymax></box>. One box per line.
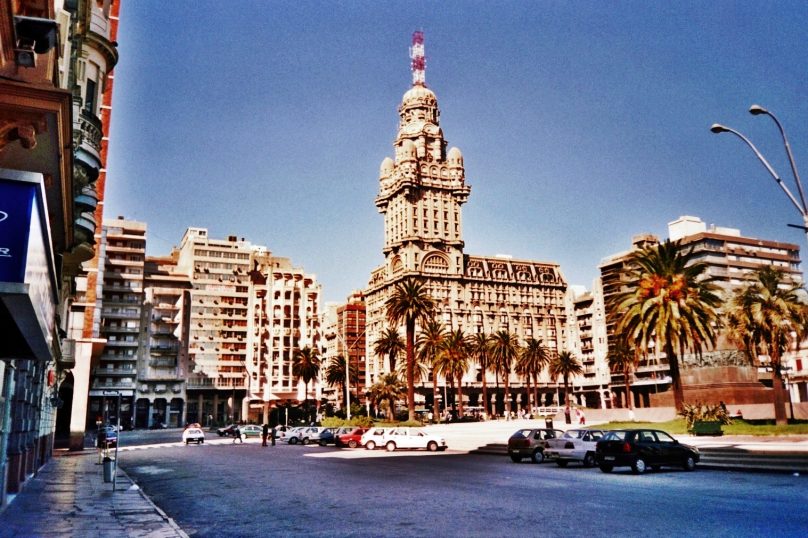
<box><xmin>711</xmin><ymin>105</ymin><xmax>808</xmax><ymax>244</ymax></box>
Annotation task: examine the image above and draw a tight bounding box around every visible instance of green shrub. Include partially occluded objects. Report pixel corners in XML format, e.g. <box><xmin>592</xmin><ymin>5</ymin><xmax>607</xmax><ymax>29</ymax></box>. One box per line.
<box><xmin>679</xmin><ymin>402</ymin><xmax>732</xmax><ymax>430</ymax></box>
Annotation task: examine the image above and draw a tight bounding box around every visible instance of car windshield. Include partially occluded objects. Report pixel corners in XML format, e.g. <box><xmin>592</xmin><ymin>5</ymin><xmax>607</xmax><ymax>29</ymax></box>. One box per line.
<box><xmin>601</xmin><ymin>431</ymin><xmax>627</xmax><ymax>441</ymax></box>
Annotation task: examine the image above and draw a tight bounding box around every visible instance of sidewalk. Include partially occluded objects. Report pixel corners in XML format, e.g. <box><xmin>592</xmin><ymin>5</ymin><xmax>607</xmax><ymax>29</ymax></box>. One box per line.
<box><xmin>0</xmin><ymin>450</ymin><xmax>187</xmax><ymax>538</ymax></box>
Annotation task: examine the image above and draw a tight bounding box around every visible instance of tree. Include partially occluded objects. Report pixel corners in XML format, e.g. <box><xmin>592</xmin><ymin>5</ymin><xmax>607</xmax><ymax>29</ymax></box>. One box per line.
<box><xmin>468</xmin><ymin>332</ymin><xmax>492</xmax><ymax>417</ymax></box>
<box><xmin>373</xmin><ymin>327</ymin><xmax>405</xmax><ymax>373</ymax></box>
<box><xmin>416</xmin><ymin>318</ymin><xmax>447</xmax><ymax>421</ymax></box>
<box><xmin>324</xmin><ymin>356</ymin><xmax>358</xmax><ymax>411</ymax></box>
<box><xmin>518</xmin><ymin>338</ymin><xmax>550</xmax><ymax>412</ymax></box>
<box><xmin>726</xmin><ymin>266</ymin><xmax>808</xmax><ymax>425</ymax></box>
<box><xmin>385</xmin><ymin>278</ymin><xmax>435</xmax><ymax>422</ymax></box>
<box><xmin>488</xmin><ymin>330</ymin><xmax>521</xmax><ymax>418</ymax></box>
<box><xmin>614</xmin><ymin>239</ymin><xmax>722</xmax><ymax>413</ymax></box>
<box><xmin>437</xmin><ymin>328</ymin><xmax>471</xmax><ymax>417</ymax></box>
<box><xmin>549</xmin><ymin>351</ymin><xmax>583</xmax><ymax>416</ymax></box>
<box><xmin>368</xmin><ymin>373</ymin><xmax>406</xmax><ymax>421</ymax></box>
<box><xmin>292</xmin><ymin>346</ymin><xmax>321</xmax><ymax>420</ymax></box>
<box><xmin>606</xmin><ymin>337</ymin><xmax>638</xmax><ymax>411</ymax></box>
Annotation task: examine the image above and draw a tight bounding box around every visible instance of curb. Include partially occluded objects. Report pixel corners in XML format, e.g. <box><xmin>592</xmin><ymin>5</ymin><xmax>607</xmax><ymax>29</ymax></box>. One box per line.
<box><xmin>117</xmin><ymin>466</ymin><xmax>190</xmax><ymax>538</ymax></box>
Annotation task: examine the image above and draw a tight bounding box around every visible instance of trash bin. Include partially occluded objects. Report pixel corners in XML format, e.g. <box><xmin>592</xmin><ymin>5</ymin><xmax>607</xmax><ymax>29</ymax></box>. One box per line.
<box><xmin>544</xmin><ymin>417</ymin><xmax>553</xmax><ymax>429</ymax></box>
<box><xmin>103</xmin><ymin>457</ymin><xmax>113</xmax><ymax>483</ymax></box>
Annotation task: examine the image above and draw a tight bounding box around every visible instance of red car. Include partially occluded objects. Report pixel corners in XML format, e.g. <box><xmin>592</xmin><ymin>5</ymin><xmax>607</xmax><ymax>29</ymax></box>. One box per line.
<box><xmin>336</xmin><ymin>427</ymin><xmax>369</xmax><ymax>448</ymax></box>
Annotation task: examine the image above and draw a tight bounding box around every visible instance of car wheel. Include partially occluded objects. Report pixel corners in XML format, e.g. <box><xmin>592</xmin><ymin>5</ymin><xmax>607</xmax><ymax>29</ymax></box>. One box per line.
<box><xmin>427</xmin><ymin>441</ymin><xmax>438</xmax><ymax>452</ymax></box>
<box><xmin>583</xmin><ymin>452</ymin><xmax>596</xmax><ymax>468</ymax></box>
<box><xmin>200</xmin><ymin>439</ymin><xmax>204</xmax><ymax>444</ymax></box>
<box><xmin>556</xmin><ymin>460</ymin><xmax>568</xmax><ymax>468</ymax></box>
<box><xmin>366</xmin><ymin>441</ymin><xmax>376</xmax><ymax>450</ymax></box>
<box><xmin>289</xmin><ymin>437</ymin><xmax>298</xmax><ymax>445</ymax></box>
<box><xmin>632</xmin><ymin>457</ymin><xmax>647</xmax><ymax>474</ymax></box>
<box><xmin>599</xmin><ymin>464</ymin><xmax>613</xmax><ymax>473</ymax></box>
<box><xmin>348</xmin><ymin>440</ymin><xmax>358</xmax><ymax>449</ymax></box>
<box><xmin>302</xmin><ymin>438</ymin><xmax>310</xmax><ymax>445</ymax></box>
<box><xmin>531</xmin><ymin>450</ymin><xmax>545</xmax><ymax>464</ymax></box>
<box><xmin>185</xmin><ymin>440</ymin><xmax>189</xmax><ymax>445</ymax></box>
<box><xmin>510</xmin><ymin>455</ymin><xmax>522</xmax><ymax>463</ymax></box>
<box><xmin>683</xmin><ymin>455</ymin><xmax>696</xmax><ymax>472</ymax></box>
<box><xmin>319</xmin><ymin>440</ymin><xmax>327</xmax><ymax>447</ymax></box>
<box><xmin>386</xmin><ymin>441</ymin><xmax>396</xmax><ymax>452</ymax></box>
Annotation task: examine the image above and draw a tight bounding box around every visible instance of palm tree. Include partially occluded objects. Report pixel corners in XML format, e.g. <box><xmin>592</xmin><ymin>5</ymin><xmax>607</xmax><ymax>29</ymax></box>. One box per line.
<box><xmin>292</xmin><ymin>346</ymin><xmax>321</xmax><ymax>421</ymax></box>
<box><xmin>324</xmin><ymin>356</ymin><xmax>358</xmax><ymax>411</ymax></box>
<box><xmin>606</xmin><ymin>337</ymin><xmax>638</xmax><ymax>411</ymax></box>
<box><xmin>614</xmin><ymin>239</ymin><xmax>722</xmax><ymax>413</ymax></box>
<box><xmin>385</xmin><ymin>278</ymin><xmax>435</xmax><ymax>422</ymax></box>
<box><xmin>518</xmin><ymin>338</ymin><xmax>550</xmax><ymax>412</ymax></box>
<box><xmin>437</xmin><ymin>328</ymin><xmax>471</xmax><ymax>417</ymax></box>
<box><xmin>549</xmin><ymin>351</ymin><xmax>583</xmax><ymax>419</ymax></box>
<box><xmin>373</xmin><ymin>327</ymin><xmax>405</xmax><ymax>373</ymax></box>
<box><xmin>468</xmin><ymin>332</ymin><xmax>492</xmax><ymax>417</ymax></box>
<box><xmin>488</xmin><ymin>330</ymin><xmax>521</xmax><ymax>418</ymax></box>
<box><xmin>416</xmin><ymin>318</ymin><xmax>447</xmax><ymax>421</ymax></box>
<box><xmin>368</xmin><ymin>372</ymin><xmax>406</xmax><ymax>421</ymax></box>
<box><xmin>726</xmin><ymin>266</ymin><xmax>808</xmax><ymax>425</ymax></box>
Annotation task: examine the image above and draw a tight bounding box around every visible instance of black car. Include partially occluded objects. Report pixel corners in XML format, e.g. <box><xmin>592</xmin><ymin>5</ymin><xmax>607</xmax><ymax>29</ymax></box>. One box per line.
<box><xmin>595</xmin><ymin>429</ymin><xmax>699</xmax><ymax>474</ymax></box>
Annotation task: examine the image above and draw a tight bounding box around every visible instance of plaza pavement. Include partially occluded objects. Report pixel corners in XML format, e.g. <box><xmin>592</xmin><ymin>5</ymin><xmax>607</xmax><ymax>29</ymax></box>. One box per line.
<box><xmin>1</xmin><ymin>417</ymin><xmax>807</xmax><ymax>537</ymax></box>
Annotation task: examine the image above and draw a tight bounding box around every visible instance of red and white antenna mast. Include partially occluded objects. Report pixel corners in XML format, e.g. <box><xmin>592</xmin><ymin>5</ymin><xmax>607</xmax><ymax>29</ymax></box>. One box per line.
<box><xmin>410</xmin><ymin>31</ymin><xmax>426</xmax><ymax>86</ymax></box>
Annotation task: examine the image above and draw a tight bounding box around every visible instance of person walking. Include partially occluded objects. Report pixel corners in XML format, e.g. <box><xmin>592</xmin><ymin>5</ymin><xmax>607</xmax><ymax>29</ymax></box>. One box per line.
<box><xmin>261</xmin><ymin>423</ymin><xmax>269</xmax><ymax>447</ymax></box>
<box><xmin>233</xmin><ymin>425</ymin><xmax>243</xmax><ymax>444</ymax></box>
<box><xmin>270</xmin><ymin>425</ymin><xmax>277</xmax><ymax>446</ymax></box>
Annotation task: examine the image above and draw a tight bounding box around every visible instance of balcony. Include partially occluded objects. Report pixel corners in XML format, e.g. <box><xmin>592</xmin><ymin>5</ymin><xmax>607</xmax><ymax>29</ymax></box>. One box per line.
<box><xmin>73</xmin><ymin>108</ymin><xmax>103</xmax><ymax>186</ymax></box>
<box><xmin>151</xmin><ymin>342</ymin><xmax>179</xmax><ymax>354</ymax></box>
<box><xmin>93</xmin><ymin>367</ymin><xmax>136</xmax><ymax>377</ymax></box>
<box><xmin>101</xmin><ymin>325</ymin><xmax>139</xmax><ymax>334</ymax></box>
<box><xmin>149</xmin><ymin>358</ymin><xmax>177</xmax><ymax>368</ymax></box>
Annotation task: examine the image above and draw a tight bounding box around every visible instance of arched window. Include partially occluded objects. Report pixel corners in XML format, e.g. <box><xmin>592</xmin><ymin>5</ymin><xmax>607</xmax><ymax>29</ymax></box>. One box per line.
<box><xmin>422</xmin><ymin>253</ymin><xmax>449</xmax><ymax>274</ymax></box>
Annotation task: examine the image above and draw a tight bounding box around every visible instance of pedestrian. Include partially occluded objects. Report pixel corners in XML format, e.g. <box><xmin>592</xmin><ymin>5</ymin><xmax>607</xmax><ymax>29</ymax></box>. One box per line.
<box><xmin>270</xmin><ymin>425</ymin><xmax>277</xmax><ymax>446</ymax></box>
<box><xmin>262</xmin><ymin>423</ymin><xmax>269</xmax><ymax>447</ymax></box>
<box><xmin>233</xmin><ymin>425</ymin><xmax>243</xmax><ymax>443</ymax></box>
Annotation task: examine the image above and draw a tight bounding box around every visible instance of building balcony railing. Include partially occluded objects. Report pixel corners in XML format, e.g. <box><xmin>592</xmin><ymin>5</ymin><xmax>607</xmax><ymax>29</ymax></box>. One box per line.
<box><xmin>150</xmin><ymin>342</ymin><xmax>179</xmax><ymax>354</ymax></box>
<box><xmin>104</xmin><ymin>340</ymin><xmax>138</xmax><ymax>347</ymax></box>
<box><xmin>149</xmin><ymin>358</ymin><xmax>177</xmax><ymax>368</ymax></box>
<box><xmin>93</xmin><ymin>367</ymin><xmax>136</xmax><ymax>377</ymax></box>
<box><xmin>101</xmin><ymin>326</ymin><xmax>139</xmax><ymax>334</ymax></box>
<box><xmin>92</xmin><ymin>380</ymin><xmax>135</xmax><ymax>390</ymax></box>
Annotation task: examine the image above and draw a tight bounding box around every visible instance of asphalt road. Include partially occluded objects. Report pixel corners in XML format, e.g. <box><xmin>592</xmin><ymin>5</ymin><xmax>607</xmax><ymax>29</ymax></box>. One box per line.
<box><xmin>120</xmin><ymin>436</ymin><xmax>808</xmax><ymax>537</ymax></box>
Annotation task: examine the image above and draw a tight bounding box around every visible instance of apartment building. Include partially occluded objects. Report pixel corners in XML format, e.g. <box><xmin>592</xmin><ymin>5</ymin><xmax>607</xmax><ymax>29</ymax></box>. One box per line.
<box><xmin>597</xmin><ymin>216</ymin><xmax>801</xmax><ymax>408</ymax></box>
<box><xmin>136</xmin><ymin>253</ymin><xmax>191</xmax><ymax>428</ymax></box>
<box><xmin>565</xmin><ymin>286</ymin><xmax>611</xmax><ymax>408</ymax></box>
<box><xmin>86</xmin><ymin>218</ymin><xmax>145</xmax><ymax>430</ymax></box>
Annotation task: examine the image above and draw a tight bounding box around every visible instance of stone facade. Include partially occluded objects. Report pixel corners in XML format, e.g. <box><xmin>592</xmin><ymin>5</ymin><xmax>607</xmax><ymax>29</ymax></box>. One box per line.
<box><xmin>364</xmin><ymin>78</ymin><xmax>568</xmax><ymax>413</ymax></box>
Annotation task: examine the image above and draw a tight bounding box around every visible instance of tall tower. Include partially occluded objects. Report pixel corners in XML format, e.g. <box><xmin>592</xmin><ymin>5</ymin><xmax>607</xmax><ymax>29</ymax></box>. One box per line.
<box><xmin>374</xmin><ymin>31</ymin><xmax>470</xmax><ymax>282</ymax></box>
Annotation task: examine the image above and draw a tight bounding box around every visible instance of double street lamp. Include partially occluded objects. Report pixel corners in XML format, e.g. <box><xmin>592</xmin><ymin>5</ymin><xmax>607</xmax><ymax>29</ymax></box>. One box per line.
<box><xmin>711</xmin><ymin>105</ymin><xmax>807</xmax><ymax>243</ymax></box>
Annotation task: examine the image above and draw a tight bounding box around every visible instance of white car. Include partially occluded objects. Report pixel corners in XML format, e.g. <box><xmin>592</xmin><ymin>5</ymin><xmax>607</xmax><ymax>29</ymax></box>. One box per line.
<box><xmin>544</xmin><ymin>428</ymin><xmax>604</xmax><ymax>467</ymax></box>
<box><xmin>280</xmin><ymin>427</ymin><xmax>306</xmax><ymax>444</ymax></box>
<box><xmin>363</xmin><ymin>427</ymin><xmax>447</xmax><ymax>452</ymax></box>
<box><xmin>296</xmin><ymin>426</ymin><xmax>329</xmax><ymax>445</ymax></box>
<box><xmin>182</xmin><ymin>427</ymin><xmax>205</xmax><ymax>445</ymax></box>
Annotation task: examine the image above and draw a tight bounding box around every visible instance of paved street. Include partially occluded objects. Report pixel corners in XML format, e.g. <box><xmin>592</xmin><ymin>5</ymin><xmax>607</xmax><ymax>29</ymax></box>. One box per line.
<box><xmin>121</xmin><ymin>439</ymin><xmax>808</xmax><ymax>537</ymax></box>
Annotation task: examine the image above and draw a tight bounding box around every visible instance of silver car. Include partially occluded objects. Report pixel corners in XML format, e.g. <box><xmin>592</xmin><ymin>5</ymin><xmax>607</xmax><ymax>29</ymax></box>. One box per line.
<box><xmin>545</xmin><ymin>428</ymin><xmax>605</xmax><ymax>468</ymax></box>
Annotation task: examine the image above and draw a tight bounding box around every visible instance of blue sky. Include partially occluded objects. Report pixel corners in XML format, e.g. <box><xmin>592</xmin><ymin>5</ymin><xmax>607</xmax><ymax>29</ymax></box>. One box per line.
<box><xmin>106</xmin><ymin>1</ymin><xmax>808</xmax><ymax>303</ymax></box>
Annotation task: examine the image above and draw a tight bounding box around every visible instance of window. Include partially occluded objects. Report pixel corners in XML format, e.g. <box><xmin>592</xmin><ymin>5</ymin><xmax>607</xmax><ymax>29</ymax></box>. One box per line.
<box><xmin>85</xmin><ymin>79</ymin><xmax>97</xmax><ymax>114</ymax></box>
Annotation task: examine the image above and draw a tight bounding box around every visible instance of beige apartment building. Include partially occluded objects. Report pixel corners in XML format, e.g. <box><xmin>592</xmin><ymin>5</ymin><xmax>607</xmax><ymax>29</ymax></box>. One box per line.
<box><xmin>364</xmin><ymin>74</ymin><xmax>569</xmax><ymax>415</ymax></box>
<box><xmin>176</xmin><ymin>228</ymin><xmax>321</xmax><ymax>426</ymax></box>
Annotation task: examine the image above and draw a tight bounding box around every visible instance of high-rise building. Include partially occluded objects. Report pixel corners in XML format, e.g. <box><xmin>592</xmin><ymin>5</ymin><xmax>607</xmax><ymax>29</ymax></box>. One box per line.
<box><xmin>137</xmin><ymin>252</ymin><xmax>191</xmax><ymax>428</ymax></box>
<box><xmin>597</xmin><ymin>216</ymin><xmax>801</xmax><ymax>408</ymax></box>
<box><xmin>364</xmin><ymin>34</ymin><xmax>569</xmax><ymax>415</ymax></box>
<box><xmin>176</xmin><ymin>228</ymin><xmax>321</xmax><ymax>425</ymax></box>
<box><xmin>564</xmin><ymin>286</ymin><xmax>611</xmax><ymax>407</ymax></box>
<box><xmin>86</xmin><ymin>218</ymin><xmax>145</xmax><ymax>430</ymax></box>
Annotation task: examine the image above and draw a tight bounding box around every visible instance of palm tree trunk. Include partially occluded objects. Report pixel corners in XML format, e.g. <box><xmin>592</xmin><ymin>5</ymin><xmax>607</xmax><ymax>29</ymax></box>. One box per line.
<box><xmin>532</xmin><ymin>373</ymin><xmax>539</xmax><ymax>413</ymax></box>
<box><xmin>456</xmin><ymin>373</ymin><xmax>464</xmax><ymax>418</ymax></box>
<box><xmin>665</xmin><ymin>342</ymin><xmax>684</xmax><ymax>413</ymax></box>
<box><xmin>406</xmin><ymin>318</ymin><xmax>416</xmax><ymax>422</ymax></box>
<box><xmin>624</xmin><ymin>371</ymin><xmax>633</xmax><ymax>410</ymax></box>
<box><xmin>772</xmin><ymin>351</ymin><xmax>788</xmax><ymax>425</ymax></box>
<box><xmin>481</xmin><ymin>370</ymin><xmax>489</xmax><ymax>418</ymax></box>
<box><xmin>504</xmin><ymin>371</ymin><xmax>511</xmax><ymax>419</ymax></box>
<box><xmin>432</xmin><ymin>365</ymin><xmax>440</xmax><ymax>423</ymax></box>
<box><xmin>525</xmin><ymin>374</ymin><xmax>532</xmax><ymax>415</ymax></box>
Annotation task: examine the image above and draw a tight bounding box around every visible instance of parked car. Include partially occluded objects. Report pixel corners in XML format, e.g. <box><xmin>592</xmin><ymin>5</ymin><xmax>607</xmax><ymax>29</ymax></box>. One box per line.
<box><xmin>544</xmin><ymin>428</ymin><xmax>605</xmax><ymax>467</ymax></box>
<box><xmin>280</xmin><ymin>427</ymin><xmax>306</xmax><ymax>444</ymax></box>
<box><xmin>217</xmin><ymin>424</ymin><xmax>238</xmax><ymax>437</ymax></box>
<box><xmin>239</xmin><ymin>425</ymin><xmax>262</xmax><ymax>438</ymax></box>
<box><xmin>96</xmin><ymin>426</ymin><xmax>118</xmax><ymax>450</ymax></box>
<box><xmin>507</xmin><ymin>428</ymin><xmax>564</xmax><ymax>463</ymax></box>
<box><xmin>363</xmin><ymin>427</ymin><xmax>447</xmax><ymax>452</ymax></box>
<box><xmin>182</xmin><ymin>427</ymin><xmax>205</xmax><ymax>445</ymax></box>
<box><xmin>336</xmin><ymin>427</ymin><xmax>370</xmax><ymax>448</ymax></box>
<box><xmin>595</xmin><ymin>429</ymin><xmax>700</xmax><ymax>474</ymax></box>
